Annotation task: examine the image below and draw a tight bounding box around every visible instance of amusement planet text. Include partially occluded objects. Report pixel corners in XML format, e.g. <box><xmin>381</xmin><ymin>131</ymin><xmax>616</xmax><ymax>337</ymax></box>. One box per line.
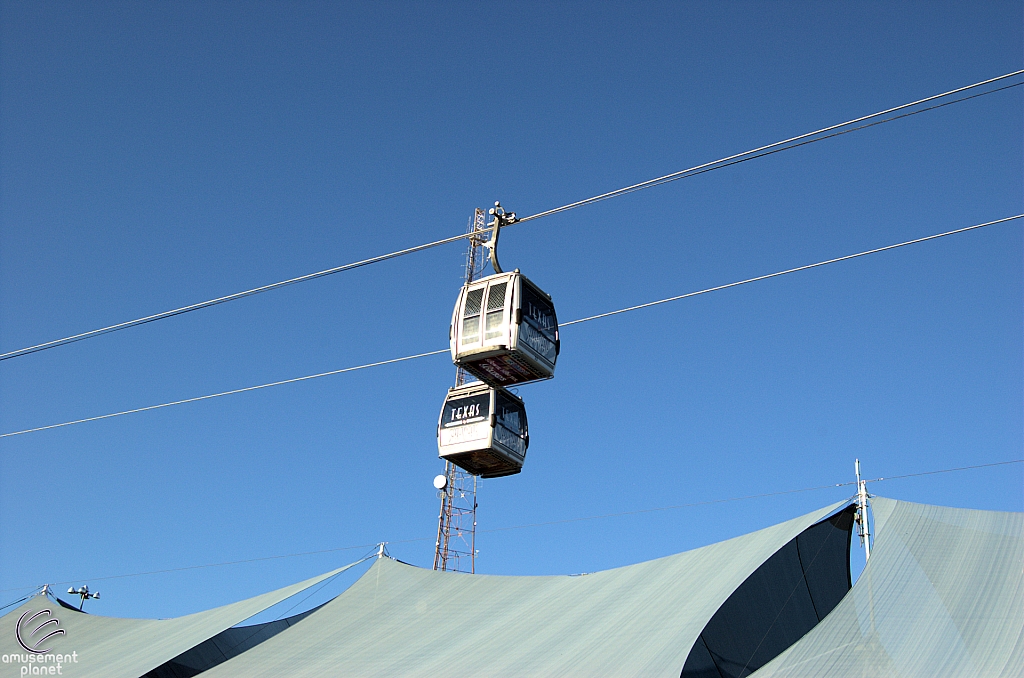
<box><xmin>2</xmin><ymin>651</ymin><xmax>78</xmax><ymax>676</ymax></box>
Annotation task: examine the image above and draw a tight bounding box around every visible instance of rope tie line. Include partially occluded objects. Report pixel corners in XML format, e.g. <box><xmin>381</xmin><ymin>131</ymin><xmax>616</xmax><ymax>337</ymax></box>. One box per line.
<box><xmin>1</xmin><ymin>458</ymin><xmax>1017</xmax><ymax>594</ymax></box>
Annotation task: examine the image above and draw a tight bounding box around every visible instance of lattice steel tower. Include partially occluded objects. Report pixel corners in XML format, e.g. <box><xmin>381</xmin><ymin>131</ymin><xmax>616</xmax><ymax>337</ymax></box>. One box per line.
<box><xmin>434</xmin><ymin>208</ymin><xmax>488</xmax><ymax>572</ymax></box>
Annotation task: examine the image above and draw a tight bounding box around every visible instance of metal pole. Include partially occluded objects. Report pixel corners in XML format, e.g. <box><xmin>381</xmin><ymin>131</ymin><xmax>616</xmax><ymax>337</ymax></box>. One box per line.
<box><xmin>855</xmin><ymin>459</ymin><xmax>872</xmax><ymax>563</ymax></box>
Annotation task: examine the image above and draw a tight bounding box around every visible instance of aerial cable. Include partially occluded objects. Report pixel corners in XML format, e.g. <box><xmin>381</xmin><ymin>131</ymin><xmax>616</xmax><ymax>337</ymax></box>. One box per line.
<box><xmin>856</xmin><ymin>458</ymin><xmax>1024</xmax><ymax>485</ymax></box>
<box><xmin>1</xmin><ymin>71</ymin><xmax>1020</xmax><ymax>364</ymax></box>
<box><xmin>514</xmin><ymin>70</ymin><xmax>1024</xmax><ymax>223</ymax></box>
<box><xmin>0</xmin><ymin>235</ymin><xmax>472</xmax><ymax>362</ymax></box>
<box><xmin>477</xmin><ymin>459</ymin><xmax>1024</xmax><ymax>534</ymax></box>
<box><xmin>0</xmin><ymin>591</ymin><xmax>38</xmax><ymax>612</ymax></box>
<box><xmin>2</xmin><ymin>458</ymin><xmax>1018</xmax><ymax>594</ymax></box>
<box><xmin>0</xmin><ymin>544</ymin><xmax>399</xmax><ymax>594</ymax></box>
<box><xmin>0</xmin><ymin>349</ymin><xmax>448</xmax><ymax>438</ymax></box>
<box><xmin>560</xmin><ymin>215</ymin><xmax>1022</xmax><ymax>327</ymax></box>
<box><xmin>1</xmin><ymin>214</ymin><xmax>1017</xmax><ymax>439</ymax></box>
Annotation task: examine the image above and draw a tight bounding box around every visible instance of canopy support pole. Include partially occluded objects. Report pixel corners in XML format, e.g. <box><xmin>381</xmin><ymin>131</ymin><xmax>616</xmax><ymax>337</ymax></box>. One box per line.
<box><xmin>855</xmin><ymin>458</ymin><xmax>872</xmax><ymax>562</ymax></box>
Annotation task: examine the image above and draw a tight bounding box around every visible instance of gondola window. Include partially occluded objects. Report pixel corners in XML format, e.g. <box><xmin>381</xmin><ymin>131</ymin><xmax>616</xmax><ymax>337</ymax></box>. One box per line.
<box><xmin>462</xmin><ymin>288</ymin><xmax>484</xmax><ymax>346</ymax></box>
<box><xmin>484</xmin><ymin>283</ymin><xmax>507</xmax><ymax>342</ymax></box>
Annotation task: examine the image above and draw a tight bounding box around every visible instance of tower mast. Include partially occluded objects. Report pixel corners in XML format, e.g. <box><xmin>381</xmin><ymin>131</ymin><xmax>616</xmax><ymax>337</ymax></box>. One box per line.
<box><xmin>434</xmin><ymin>208</ymin><xmax>487</xmax><ymax>572</ymax></box>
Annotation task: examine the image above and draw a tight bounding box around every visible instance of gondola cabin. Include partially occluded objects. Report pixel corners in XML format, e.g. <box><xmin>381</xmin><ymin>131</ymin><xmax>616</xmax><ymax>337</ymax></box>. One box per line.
<box><xmin>437</xmin><ymin>381</ymin><xmax>529</xmax><ymax>478</ymax></box>
<box><xmin>449</xmin><ymin>270</ymin><xmax>559</xmax><ymax>387</ymax></box>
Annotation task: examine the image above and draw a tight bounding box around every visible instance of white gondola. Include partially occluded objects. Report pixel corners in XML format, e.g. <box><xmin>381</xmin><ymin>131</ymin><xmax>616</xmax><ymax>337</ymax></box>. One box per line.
<box><xmin>437</xmin><ymin>381</ymin><xmax>529</xmax><ymax>478</ymax></box>
<box><xmin>449</xmin><ymin>269</ymin><xmax>559</xmax><ymax>387</ymax></box>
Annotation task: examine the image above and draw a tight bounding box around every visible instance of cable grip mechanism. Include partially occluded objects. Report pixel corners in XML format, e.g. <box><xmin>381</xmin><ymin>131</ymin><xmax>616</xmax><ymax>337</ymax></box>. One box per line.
<box><xmin>484</xmin><ymin>201</ymin><xmax>517</xmax><ymax>274</ymax></box>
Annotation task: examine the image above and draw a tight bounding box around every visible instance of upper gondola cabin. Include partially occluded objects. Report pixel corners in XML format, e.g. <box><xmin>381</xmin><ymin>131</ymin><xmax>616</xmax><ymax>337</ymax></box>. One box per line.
<box><xmin>449</xmin><ymin>270</ymin><xmax>559</xmax><ymax>387</ymax></box>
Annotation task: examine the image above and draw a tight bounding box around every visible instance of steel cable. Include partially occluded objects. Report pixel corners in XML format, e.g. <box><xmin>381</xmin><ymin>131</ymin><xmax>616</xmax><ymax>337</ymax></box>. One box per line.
<box><xmin>2</xmin><ymin>71</ymin><xmax>1020</xmax><ymax>362</ymax></box>
<box><xmin>1</xmin><ymin>214</ymin><xmax>1018</xmax><ymax>439</ymax></box>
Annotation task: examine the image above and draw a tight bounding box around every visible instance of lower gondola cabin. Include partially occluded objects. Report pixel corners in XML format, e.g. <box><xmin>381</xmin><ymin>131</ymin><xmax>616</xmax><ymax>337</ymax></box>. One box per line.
<box><xmin>437</xmin><ymin>381</ymin><xmax>529</xmax><ymax>478</ymax></box>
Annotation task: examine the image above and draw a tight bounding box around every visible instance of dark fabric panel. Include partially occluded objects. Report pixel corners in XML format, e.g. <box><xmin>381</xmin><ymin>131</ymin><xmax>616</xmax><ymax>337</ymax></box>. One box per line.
<box><xmin>142</xmin><ymin>602</ymin><xmax>327</xmax><ymax>678</ymax></box>
<box><xmin>681</xmin><ymin>506</ymin><xmax>855</xmax><ymax>678</ymax></box>
<box><xmin>143</xmin><ymin>660</ymin><xmax>195</xmax><ymax>678</ymax></box>
<box><xmin>680</xmin><ymin>635</ymin><xmax>724</xmax><ymax>678</ymax></box>
<box><xmin>798</xmin><ymin>506</ymin><xmax>855</xmax><ymax>620</ymax></box>
<box><xmin>207</xmin><ymin>613</ymin><xmax>309</xmax><ymax>658</ymax></box>
<box><xmin>699</xmin><ymin>540</ymin><xmax>819</xmax><ymax>678</ymax></box>
<box><xmin>161</xmin><ymin>638</ymin><xmax>229</xmax><ymax>674</ymax></box>
<box><xmin>54</xmin><ymin>597</ymin><xmax>86</xmax><ymax>613</ymax></box>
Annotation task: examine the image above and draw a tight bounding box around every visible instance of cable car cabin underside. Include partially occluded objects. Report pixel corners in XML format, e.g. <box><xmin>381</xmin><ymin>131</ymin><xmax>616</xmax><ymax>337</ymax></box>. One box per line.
<box><xmin>437</xmin><ymin>382</ymin><xmax>529</xmax><ymax>478</ymax></box>
<box><xmin>450</xmin><ymin>270</ymin><xmax>559</xmax><ymax>388</ymax></box>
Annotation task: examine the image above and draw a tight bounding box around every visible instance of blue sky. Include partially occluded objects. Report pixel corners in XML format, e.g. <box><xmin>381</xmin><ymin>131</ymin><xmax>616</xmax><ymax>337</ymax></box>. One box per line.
<box><xmin>1</xmin><ymin>1</ymin><xmax>1021</xmax><ymax>620</ymax></box>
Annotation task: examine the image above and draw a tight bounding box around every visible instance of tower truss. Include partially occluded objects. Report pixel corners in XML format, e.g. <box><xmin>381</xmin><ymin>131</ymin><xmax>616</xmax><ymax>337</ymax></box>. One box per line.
<box><xmin>434</xmin><ymin>208</ymin><xmax>488</xmax><ymax>572</ymax></box>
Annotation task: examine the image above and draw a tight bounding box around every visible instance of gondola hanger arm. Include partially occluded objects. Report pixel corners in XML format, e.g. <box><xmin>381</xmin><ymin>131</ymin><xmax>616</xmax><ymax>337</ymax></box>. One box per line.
<box><xmin>485</xmin><ymin>201</ymin><xmax>517</xmax><ymax>275</ymax></box>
